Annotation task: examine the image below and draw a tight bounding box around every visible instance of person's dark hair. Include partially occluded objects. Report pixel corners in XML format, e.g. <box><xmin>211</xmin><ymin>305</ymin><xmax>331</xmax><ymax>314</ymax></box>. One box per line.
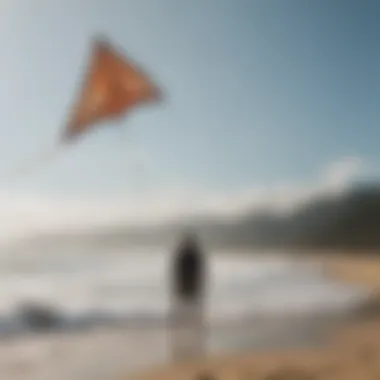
<box><xmin>179</xmin><ymin>231</ymin><xmax>199</xmax><ymax>250</ymax></box>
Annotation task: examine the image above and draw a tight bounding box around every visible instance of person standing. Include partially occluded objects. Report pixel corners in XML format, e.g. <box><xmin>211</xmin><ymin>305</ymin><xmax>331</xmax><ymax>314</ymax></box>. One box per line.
<box><xmin>170</xmin><ymin>233</ymin><xmax>206</xmax><ymax>361</ymax></box>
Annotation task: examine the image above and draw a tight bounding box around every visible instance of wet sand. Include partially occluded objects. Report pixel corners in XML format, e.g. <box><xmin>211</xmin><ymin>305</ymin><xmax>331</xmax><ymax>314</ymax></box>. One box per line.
<box><xmin>0</xmin><ymin>327</ymin><xmax>169</xmax><ymax>380</ymax></box>
<box><xmin>128</xmin><ymin>322</ymin><xmax>380</xmax><ymax>380</ymax></box>
<box><xmin>0</xmin><ymin>312</ymin><xmax>352</xmax><ymax>380</ymax></box>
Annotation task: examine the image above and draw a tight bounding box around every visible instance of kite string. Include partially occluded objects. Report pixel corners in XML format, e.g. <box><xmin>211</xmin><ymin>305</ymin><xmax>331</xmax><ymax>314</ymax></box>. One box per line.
<box><xmin>3</xmin><ymin>128</ymin><xmax>156</xmax><ymax>191</ymax></box>
<box><xmin>4</xmin><ymin>142</ymin><xmax>65</xmax><ymax>182</ymax></box>
<box><xmin>114</xmin><ymin>126</ymin><xmax>154</xmax><ymax>193</ymax></box>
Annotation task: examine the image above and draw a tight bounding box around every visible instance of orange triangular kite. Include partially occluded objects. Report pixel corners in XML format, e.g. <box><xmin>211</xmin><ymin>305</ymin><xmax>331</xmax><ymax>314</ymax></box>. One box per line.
<box><xmin>62</xmin><ymin>38</ymin><xmax>161</xmax><ymax>142</ymax></box>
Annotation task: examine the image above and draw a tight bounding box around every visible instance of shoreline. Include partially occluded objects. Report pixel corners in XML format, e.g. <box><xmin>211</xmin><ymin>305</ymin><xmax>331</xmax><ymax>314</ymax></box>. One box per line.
<box><xmin>0</xmin><ymin>250</ymin><xmax>378</xmax><ymax>380</ymax></box>
<box><xmin>0</xmin><ymin>308</ymin><xmax>358</xmax><ymax>380</ymax></box>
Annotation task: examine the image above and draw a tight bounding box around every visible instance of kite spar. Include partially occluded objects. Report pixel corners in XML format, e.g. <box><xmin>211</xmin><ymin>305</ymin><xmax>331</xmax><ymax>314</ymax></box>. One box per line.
<box><xmin>6</xmin><ymin>37</ymin><xmax>162</xmax><ymax>181</ymax></box>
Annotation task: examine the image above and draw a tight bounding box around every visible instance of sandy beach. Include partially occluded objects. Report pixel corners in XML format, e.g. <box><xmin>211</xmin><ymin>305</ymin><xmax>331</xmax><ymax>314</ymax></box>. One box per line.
<box><xmin>126</xmin><ymin>253</ymin><xmax>380</xmax><ymax>380</ymax></box>
<box><xmin>0</xmin><ymin>312</ymin><xmax>351</xmax><ymax>380</ymax></box>
<box><xmin>0</xmin><ymin>327</ymin><xmax>170</xmax><ymax>380</ymax></box>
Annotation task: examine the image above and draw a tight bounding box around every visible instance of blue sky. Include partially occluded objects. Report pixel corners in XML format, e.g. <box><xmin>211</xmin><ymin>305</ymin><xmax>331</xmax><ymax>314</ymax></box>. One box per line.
<box><xmin>0</xmin><ymin>0</ymin><xmax>378</xmax><ymax>239</ymax></box>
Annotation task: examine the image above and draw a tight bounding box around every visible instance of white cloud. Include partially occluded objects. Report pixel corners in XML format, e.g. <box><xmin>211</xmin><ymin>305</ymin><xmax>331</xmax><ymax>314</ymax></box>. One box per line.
<box><xmin>322</xmin><ymin>156</ymin><xmax>364</xmax><ymax>192</ymax></box>
<box><xmin>0</xmin><ymin>156</ymin><xmax>366</xmax><ymax>246</ymax></box>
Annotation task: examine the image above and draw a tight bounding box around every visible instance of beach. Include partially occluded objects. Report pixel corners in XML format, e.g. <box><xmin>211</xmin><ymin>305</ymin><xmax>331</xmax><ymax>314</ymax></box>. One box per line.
<box><xmin>0</xmin><ymin>249</ymin><xmax>376</xmax><ymax>380</ymax></box>
<box><xmin>0</xmin><ymin>327</ymin><xmax>171</xmax><ymax>380</ymax></box>
<box><xmin>0</xmin><ymin>309</ymin><xmax>365</xmax><ymax>380</ymax></box>
<box><xmin>127</xmin><ymin>253</ymin><xmax>380</xmax><ymax>380</ymax></box>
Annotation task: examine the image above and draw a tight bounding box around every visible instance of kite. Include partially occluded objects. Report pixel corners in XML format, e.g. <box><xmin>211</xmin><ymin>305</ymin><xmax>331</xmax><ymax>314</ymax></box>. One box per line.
<box><xmin>62</xmin><ymin>37</ymin><xmax>162</xmax><ymax>142</ymax></box>
<box><xmin>7</xmin><ymin>37</ymin><xmax>162</xmax><ymax>180</ymax></box>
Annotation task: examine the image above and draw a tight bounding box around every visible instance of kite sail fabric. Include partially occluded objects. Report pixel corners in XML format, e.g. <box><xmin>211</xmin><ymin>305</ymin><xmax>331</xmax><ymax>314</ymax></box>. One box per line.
<box><xmin>62</xmin><ymin>38</ymin><xmax>162</xmax><ymax>142</ymax></box>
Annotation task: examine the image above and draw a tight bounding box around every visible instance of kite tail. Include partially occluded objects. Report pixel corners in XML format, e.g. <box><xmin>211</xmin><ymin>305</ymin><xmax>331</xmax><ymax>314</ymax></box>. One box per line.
<box><xmin>5</xmin><ymin>143</ymin><xmax>65</xmax><ymax>182</ymax></box>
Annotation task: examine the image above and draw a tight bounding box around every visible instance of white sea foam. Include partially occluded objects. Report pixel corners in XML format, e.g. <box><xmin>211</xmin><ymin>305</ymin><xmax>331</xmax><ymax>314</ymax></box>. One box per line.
<box><xmin>0</xmin><ymin>247</ymin><xmax>370</xmax><ymax>320</ymax></box>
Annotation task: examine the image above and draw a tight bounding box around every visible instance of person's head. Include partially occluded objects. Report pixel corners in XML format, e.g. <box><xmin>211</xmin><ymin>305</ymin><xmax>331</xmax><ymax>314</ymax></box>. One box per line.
<box><xmin>178</xmin><ymin>230</ymin><xmax>200</xmax><ymax>252</ymax></box>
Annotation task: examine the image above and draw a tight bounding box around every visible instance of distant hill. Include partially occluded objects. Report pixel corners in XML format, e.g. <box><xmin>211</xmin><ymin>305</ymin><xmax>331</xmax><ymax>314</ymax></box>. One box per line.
<box><xmin>208</xmin><ymin>185</ymin><xmax>380</xmax><ymax>250</ymax></box>
<box><xmin>17</xmin><ymin>184</ymin><xmax>380</xmax><ymax>251</ymax></box>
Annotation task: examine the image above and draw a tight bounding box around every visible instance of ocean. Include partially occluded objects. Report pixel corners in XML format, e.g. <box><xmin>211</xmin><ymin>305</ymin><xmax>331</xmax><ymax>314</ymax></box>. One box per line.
<box><xmin>0</xmin><ymin>247</ymin><xmax>369</xmax><ymax>324</ymax></box>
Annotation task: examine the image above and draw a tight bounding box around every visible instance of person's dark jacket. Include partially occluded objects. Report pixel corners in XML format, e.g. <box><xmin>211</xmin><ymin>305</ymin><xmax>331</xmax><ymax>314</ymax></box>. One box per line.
<box><xmin>173</xmin><ymin>236</ymin><xmax>204</xmax><ymax>301</ymax></box>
